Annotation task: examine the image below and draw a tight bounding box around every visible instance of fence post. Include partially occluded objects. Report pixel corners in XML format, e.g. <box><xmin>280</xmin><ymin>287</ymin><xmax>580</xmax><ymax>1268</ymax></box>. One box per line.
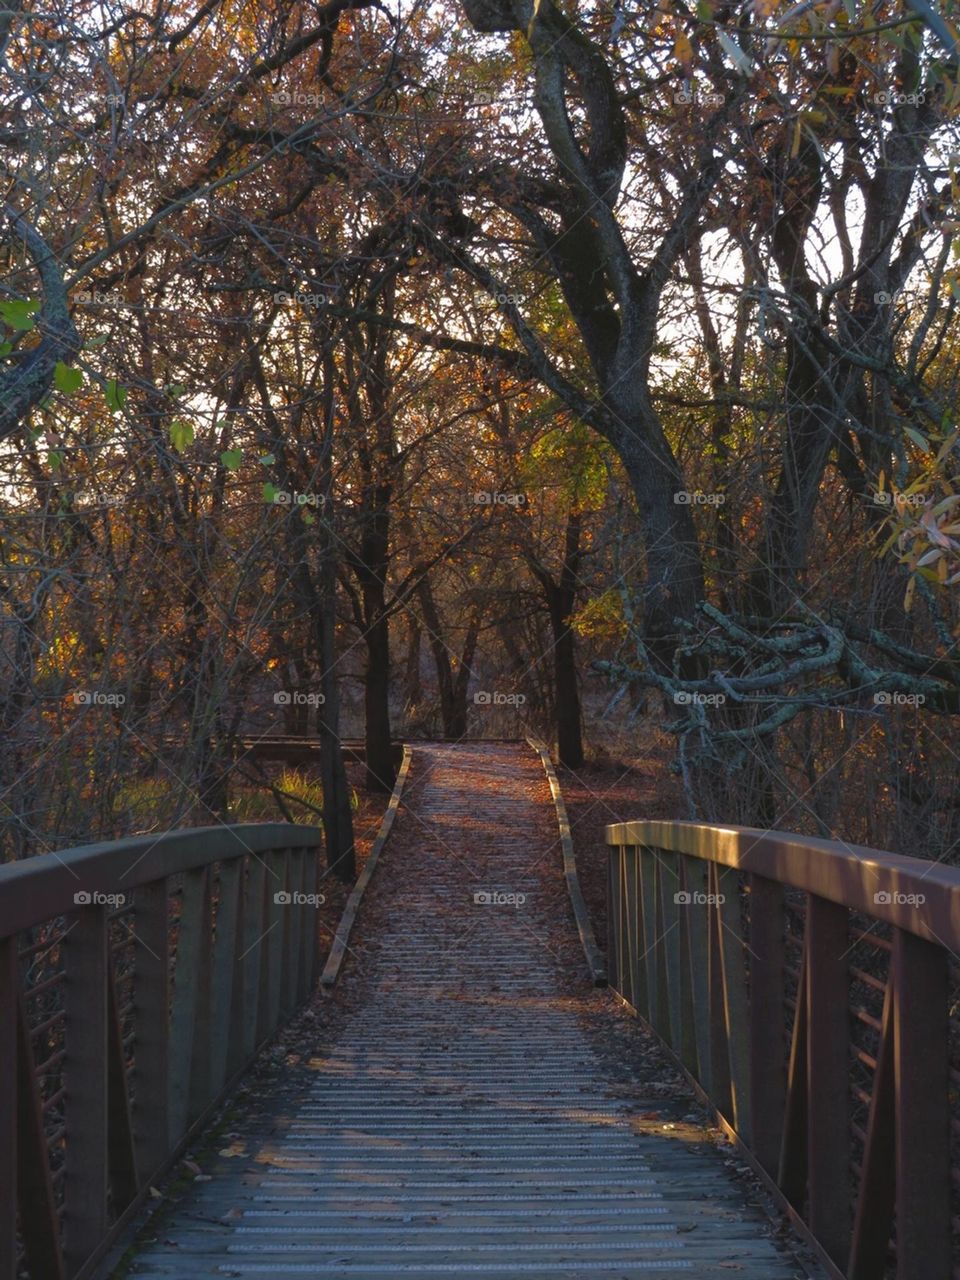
<box><xmin>63</xmin><ymin>902</ymin><xmax>109</xmax><ymax>1275</ymax></box>
<box><xmin>132</xmin><ymin>878</ymin><xmax>170</xmax><ymax>1183</ymax></box>
<box><xmin>0</xmin><ymin>937</ymin><xmax>16</xmax><ymax>1277</ymax></box>
<box><xmin>805</xmin><ymin>894</ymin><xmax>850</xmax><ymax>1267</ymax></box>
<box><xmin>893</xmin><ymin>927</ymin><xmax>950</xmax><ymax>1280</ymax></box>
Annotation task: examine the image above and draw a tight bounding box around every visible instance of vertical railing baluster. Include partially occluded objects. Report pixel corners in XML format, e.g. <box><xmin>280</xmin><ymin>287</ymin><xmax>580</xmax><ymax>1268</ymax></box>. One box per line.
<box><xmin>241</xmin><ymin>857</ymin><xmax>267</xmax><ymax>1058</ymax></box>
<box><xmin>639</xmin><ymin>847</ymin><xmax>660</xmax><ymax>1031</ymax></box>
<box><xmin>848</xmin><ymin>973</ymin><xmax>895</xmax><ymax>1280</ymax></box>
<box><xmin>717</xmin><ymin>866</ymin><xmax>751</xmax><ymax>1141</ymax></box>
<box><xmin>281</xmin><ymin>850</ymin><xmax>298</xmax><ymax>1020</ymax></box>
<box><xmin>747</xmin><ymin>873</ymin><xmax>785</xmax><ymax>1176</ymax></box>
<box><xmin>658</xmin><ymin>851</ymin><xmax>683</xmax><ymax>1052</ymax></box>
<box><xmin>132</xmin><ymin>879</ymin><xmax>170</xmax><ymax>1185</ymax></box>
<box><xmin>609</xmin><ymin>844</ymin><xmax>624</xmax><ymax>993</ymax></box>
<box><xmin>0</xmin><ymin>937</ymin><xmax>17</xmax><ymax>1277</ymax></box>
<box><xmin>287</xmin><ymin>849</ymin><xmax>306</xmax><ymax>1010</ymax></box>
<box><xmin>106</xmin><ymin>957</ymin><xmax>138</xmax><ymax>1213</ymax></box>
<box><xmin>805</xmin><ymin>893</ymin><xmax>850</xmax><ymax>1268</ymax></box>
<box><xmin>892</xmin><ymin>927</ymin><xmax>950</xmax><ymax>1280</ymax></box>
<box><xmin>257</xmin><ymin>850</ymin><xmax>284</xmax><ymax>1044</ymax></box>
<box><xmin>778</xmin><ymin>936</ymin><xmax>807</xmax><ymax>1205</ymax></box>
<box><xmin>707</xmin><ymin>867</ymin><xmax>732</xmax><ymax>1118</ymax></box>
<box><xmin>63</xmin><ymin>901</ymin><xmax>109</xmax><ymax>1276</ymax></box>
<box><xmin>682</xmin><ymin>856</ymin><xmax>711</xmax><ymax>1091</ymax></box>
<box><xmin>17</xmin><ymin>993</ymin><xmax>65</xmax><ymax>1280</ymax></box>
<box><xmin>168</xmin><ymin>867</ymin><xmax>208</xmax><ymax>1147</ymax></box>
<box><xmin>625</xmin><ymin>845</ymin><xmax>645</xmax><ymax>1017</ymax></box>
<box><xmin>210</xmin><ymin>859</ymin><xmax>242</xmax><ymax>1094</ymax></box>
<box><xmin>301</xmin><ymin>849</ymin><xmax>318</xmax><ymax>999</ymax></box>
<box><xmin>619</xmin><ymin>845</ymin><xmax>634</xmax><ymax>1009</ymax></box>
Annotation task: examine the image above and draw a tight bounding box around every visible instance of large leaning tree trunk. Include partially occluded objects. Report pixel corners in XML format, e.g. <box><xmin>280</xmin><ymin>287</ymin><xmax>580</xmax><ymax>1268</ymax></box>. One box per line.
<box><xmin>452</xmin><ymin>0</ymin><xmax>733</xmax><ymax>664</ymax></box>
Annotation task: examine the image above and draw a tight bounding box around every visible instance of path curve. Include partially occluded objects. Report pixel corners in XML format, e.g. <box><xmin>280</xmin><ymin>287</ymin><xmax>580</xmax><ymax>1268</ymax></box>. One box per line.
<box><xmin>122</xmin><ymin>742</ymin><xmax>823</xmax><ymax>1279</ymax></box>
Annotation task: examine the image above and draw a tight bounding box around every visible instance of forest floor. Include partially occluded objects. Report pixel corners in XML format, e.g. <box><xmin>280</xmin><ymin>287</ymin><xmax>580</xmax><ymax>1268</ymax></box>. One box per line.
<box><xmin>560</xmin><ymin>716</ymin><xmax>684</xmax><ymax>953</ymax></box>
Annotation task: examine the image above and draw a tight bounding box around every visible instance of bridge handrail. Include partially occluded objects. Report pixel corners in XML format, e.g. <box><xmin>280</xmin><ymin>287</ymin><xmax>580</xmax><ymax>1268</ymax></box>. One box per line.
<box><xmin>0</xmin><ymin>823</ymin><xmax>320</xmax><ymax>939</ymax></box>
<box><xmin>607</xmin><ymin>819</ymin><xmax>960</xmax><ymax>948</ymax></box>
<box><xmin>606</xmin><ymin>819</ymin><xmax>960</xmax><ymax>1280</ymax></box>
<box><xmin>1</xmin><ymin>821</ymin><xmax>323</xmax><ymax>1280</ymax></box>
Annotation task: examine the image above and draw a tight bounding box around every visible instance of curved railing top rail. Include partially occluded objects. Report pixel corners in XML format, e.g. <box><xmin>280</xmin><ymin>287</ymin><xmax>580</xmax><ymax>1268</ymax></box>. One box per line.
<box><xmin>0</xmin><ymin>822</ymin><xmax>321</xmax><ymax>941</ymax></box>
<box><xmin>606</xmin><ymin>819</ymin><xmax>960</xmax><ymax>948</ymax></box>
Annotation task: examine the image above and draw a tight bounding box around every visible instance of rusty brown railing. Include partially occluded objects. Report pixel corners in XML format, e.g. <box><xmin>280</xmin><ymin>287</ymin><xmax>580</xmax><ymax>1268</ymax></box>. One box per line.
<box><xmin>606</xmin><ymin>820</ymin><xmax>960</xmax><ymax>1280</ymax></box>
<box><xmin>0</xmin><ymin>822</ymin><xmax>323</xmax><ymax>1280</ymax></box>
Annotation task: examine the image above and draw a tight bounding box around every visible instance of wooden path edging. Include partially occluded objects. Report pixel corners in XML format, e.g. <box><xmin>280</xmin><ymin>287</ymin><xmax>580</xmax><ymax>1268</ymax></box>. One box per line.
<box><xmin>527</xmin><ymin>736</ymin><xmax>607</xmax><ymax>986</ymax></box>
<box><xmin>320</xmin><ymin>744</ymin><xmax>413</xmax><ymax>987</ymax></box>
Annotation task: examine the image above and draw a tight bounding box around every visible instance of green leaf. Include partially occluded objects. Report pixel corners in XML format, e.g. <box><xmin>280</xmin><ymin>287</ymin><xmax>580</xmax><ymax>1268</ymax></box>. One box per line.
<box><xmin>262</xmin><ymin>481</ymin><xmax>279</xmax><ymax>503</ymax></box>
<box><xmin>105</xmin><ymin>379</ymin><xmax>128</xmax><ymax>412</ymax></box>
<box><xmin>0</xmin><ymin>299</ymin><xmax>39</xmax><ymax>330</ymax></box>
<box><xmin>301</xmin><ymin>510</ymin><xmax>315</xmax><ymax>525</ymax></box>
<box><xmin>904</xmin><ymin>426</ymin><xmax>929</xmax><ymax>451</ymax></box>
<box><xmin>165</xmin><ymin>384</ymin><xmax>187</xmax><ymax>398</ymax></box>
<box><xmin>169</xmin><ymin>420</ymin><xmax>194</xmax><ymax>452</ymax></box>
<box><xmin>0</xmin><ymin>343</ymin><xmax>13</xmax><ymax>357</ymax></box>
<box><xmin>54</xmin><ymin>362</ymin><xmax>83</xmax><ymax>394</ymax></box>
<box><xmin>84</xmin><ymin>335</ymin><xmax>109</xmax><ymax>349</ymax></box>
<box><xmin>220</xmin><ymin>448</ymin><xmax>243</xmax><ymax>470</ymax></box>
<box><xmin>259</xmin><ymin>453</ymin><xmax>276</xmax><ymax>466</ymax></box>
<box><xmin>48</xmin><ymin>448</ymin><xmax>64</xmax><ymax>471</ymax></box>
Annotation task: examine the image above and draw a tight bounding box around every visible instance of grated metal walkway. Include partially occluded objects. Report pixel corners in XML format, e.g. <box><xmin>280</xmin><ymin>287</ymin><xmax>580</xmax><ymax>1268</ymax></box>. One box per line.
<box><xmin>123</xmin><ymin>743</ymin><xmax>821</xmax><ymax>1279</ymax></box>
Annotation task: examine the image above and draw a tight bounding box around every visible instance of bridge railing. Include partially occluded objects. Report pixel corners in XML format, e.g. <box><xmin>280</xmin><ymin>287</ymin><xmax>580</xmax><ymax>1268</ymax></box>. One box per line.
<box><xmin>0</xmin><ymin>822</ymin><xmax>323</xmax><ymax>1280</ymax></box>
<box><xmin>606</xmin><ymin>820</ymin><xmax>960</xmax><ymax>1280</ymax></box>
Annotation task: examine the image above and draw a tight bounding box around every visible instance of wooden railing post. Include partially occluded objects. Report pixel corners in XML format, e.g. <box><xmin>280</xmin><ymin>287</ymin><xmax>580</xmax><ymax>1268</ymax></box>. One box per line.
<box><xmin>892</xmin><ymin>927</ymin><xmax>950</xmax><ymax>1280</ymax></box>
<box><xmin>132</xmin><ymin>878</ymin><xmax>170</xmax><ymax>1182</ymax></box>
<box><xmin>0</xmin><ymin>937</ymin><xmax>16</xmax><ymax>1277</ymax></box>
<box><xmin>168</xmin><ymin>867</ymin><xmax>210</xmax><ymax>1146</ymax></box>
<box><xmin>63</xmin><ymin>901</ymin><xmax>109</xmax><ymax>1276</ymax></box>
<box><xmin>606</xmin><ymin>843</ymin><xmax>620</xmax><ymax>993</ymax></box>
<box><xmin>805</xmin><ymin>893</ymin><xmax>850</xmax><ymax>1268</ymax></box>
<box><xmin>747</xmin><ymin>873</ymin><xmax>784</xmax><ymax>1173</ymax></box>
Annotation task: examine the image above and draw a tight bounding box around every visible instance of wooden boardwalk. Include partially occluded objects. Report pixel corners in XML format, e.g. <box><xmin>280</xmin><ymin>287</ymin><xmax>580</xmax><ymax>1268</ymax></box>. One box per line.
<box><xmin>122</xmin><ymin>743</ymin><xmax>823</xmax><ymax>1279</ymax></box>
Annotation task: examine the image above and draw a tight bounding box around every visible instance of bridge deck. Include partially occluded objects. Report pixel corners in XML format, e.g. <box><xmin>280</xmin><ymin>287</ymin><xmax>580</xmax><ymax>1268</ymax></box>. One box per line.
<box><xmin>122</xmin><ymin>742</ymin><xmax>823</xmax><ymax>1279</ymax></box>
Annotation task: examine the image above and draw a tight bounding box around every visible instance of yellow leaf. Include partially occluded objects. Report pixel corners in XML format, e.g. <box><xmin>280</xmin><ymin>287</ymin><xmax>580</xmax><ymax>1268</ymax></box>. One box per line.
<box><xmin>674</xmin><ymin>31</ymin><xmax>693</xmax><ymax>69</ymax></box>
